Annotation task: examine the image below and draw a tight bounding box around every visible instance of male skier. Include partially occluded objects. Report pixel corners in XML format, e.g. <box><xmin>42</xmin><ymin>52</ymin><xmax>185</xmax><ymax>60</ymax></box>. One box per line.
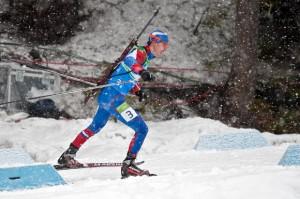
<box><xmin>58</xmin><ymin>30</ymin><xmax>169</xmax><ymax>178</ymax></box>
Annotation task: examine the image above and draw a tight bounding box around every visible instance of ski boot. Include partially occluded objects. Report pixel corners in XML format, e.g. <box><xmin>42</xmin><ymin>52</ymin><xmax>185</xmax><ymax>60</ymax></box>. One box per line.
<box><xmin>58</xmin><ymin>144</ymin><xmax>81</xmax><ymax>168</ymax></box>
<box><xmin>121</xmin><ymin>154</ymin><xmax>155</xmax><ymax>178</ymax></box>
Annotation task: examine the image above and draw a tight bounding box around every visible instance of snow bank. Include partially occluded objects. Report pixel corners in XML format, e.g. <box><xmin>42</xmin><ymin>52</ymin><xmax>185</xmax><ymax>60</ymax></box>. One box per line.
<box><xmin>263</xmin><ymin>132</ymin><xmax>300</xmax><ymax>145</ymax></box>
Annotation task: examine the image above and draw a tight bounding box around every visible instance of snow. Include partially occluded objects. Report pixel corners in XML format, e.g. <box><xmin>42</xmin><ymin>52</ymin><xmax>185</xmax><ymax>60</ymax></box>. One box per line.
<box><xmin>0</xmin><ymin>148</ymin><xmax>34</xmax><ymax>167</ymax></box>
<box><xmin>1</xmin><ymin>1</ymin><xmax>299</xmax><ymax>197</ymax></box>
<box><xmin>0</xmin><ymin>115</ymin><xmax>300</xmax><ymax>198</ymax></box>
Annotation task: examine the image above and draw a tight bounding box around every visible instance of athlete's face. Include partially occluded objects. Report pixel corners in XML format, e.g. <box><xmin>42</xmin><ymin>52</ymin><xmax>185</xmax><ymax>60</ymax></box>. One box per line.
<box><xmin>150</xmin><ymin>42</ymin><xmax>168</xmax><ymax>57</ymax></box>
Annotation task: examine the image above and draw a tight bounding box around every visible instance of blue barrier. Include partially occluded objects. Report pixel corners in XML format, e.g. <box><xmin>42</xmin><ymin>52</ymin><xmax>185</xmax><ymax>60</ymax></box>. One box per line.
<box><xmin>0</xmin><ymin>164</ymin><xmax>66</xmax><ymax>191</ymax></box>
<box><xmin>278</xmin><ymin>145</ymin><xmax>300</xmax><ymax>166</ymax></box>
<box><xmin>195</xmin><ymin>132</ymin><xmax>269</xmax><ymax>151</ymax></box>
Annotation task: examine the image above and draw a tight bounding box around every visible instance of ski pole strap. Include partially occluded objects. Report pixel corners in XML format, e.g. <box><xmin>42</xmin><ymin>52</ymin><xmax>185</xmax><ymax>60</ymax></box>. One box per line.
<box><xmin>0</xmin><ymin>81</ymin><xmax>134</xmax><ymax>106</ymax></box>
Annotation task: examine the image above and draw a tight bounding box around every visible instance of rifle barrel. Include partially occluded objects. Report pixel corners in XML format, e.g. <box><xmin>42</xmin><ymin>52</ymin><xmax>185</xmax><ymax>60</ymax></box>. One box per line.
<box><xmin>136</xmin><ymin>7</ymin><xmax>160</xmax><ymax>40</ymax></box>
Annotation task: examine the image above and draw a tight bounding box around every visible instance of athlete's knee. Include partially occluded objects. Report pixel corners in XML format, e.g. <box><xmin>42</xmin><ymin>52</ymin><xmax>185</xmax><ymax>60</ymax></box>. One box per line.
<box><xmin>137</xmin><ymin>122</ymin><xmax>148</xmax><ymax>137</ymax></box>
<box><xmin>127</xmin><ymin>123</ymin><xmax>148</xmax><ymax>155</ymax></box>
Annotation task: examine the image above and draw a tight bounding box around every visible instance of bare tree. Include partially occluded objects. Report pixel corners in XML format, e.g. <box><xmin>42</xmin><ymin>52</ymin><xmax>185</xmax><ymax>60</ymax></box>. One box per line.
<box><xmin>220</xmin><ymin>0</ymin><xmax>259</xmax><ymax>127</ymax></box>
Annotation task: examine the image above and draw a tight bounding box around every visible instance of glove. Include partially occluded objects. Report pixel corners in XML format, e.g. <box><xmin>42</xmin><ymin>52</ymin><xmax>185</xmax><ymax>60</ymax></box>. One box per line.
<box><xmin>135</xmin><ymin>89</ymin><xmax>148</xmax><ymax>102</ymax></box>
<box><xmin>140</xmin><ymin>70</ymin><xmax>155</xmax><ymax>81</ymax></box>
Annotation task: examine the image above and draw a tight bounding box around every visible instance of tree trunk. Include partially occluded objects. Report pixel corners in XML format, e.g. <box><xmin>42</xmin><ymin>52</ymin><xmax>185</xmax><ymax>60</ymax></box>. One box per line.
<box><xmin>220</xmin><ymin>0</ymin><xmax>258</xmax><ymax>127</ymax></box>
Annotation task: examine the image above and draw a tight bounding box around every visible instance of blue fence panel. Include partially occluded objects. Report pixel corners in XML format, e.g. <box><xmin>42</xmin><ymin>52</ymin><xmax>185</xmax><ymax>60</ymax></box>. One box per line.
<box><xmin>0</xmin><ymin>164</ymin><xmax>66</xmax><ymax>191</ymax></box>
<box><xmin>279</xmin><ymin>145</ymin><xmax>300</xmax><ymax>166</ymax></box>
<box><xmin>195</xmin><ymin>132</ymin><xmax>269</xmax><ymax>151</ymax></box>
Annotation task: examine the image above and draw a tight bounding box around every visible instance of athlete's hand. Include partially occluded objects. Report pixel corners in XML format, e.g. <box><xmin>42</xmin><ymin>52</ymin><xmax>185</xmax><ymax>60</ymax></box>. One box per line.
<box><xmin>140</xmin><ymin>70</ymin><xmax>155</xmax><ymax>82</ymax></box>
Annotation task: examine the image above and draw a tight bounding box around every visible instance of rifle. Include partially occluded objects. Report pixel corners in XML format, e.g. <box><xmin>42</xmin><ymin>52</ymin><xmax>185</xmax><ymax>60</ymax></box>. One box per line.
<box><xmin>84</xmin><ymin>7</ymin><xmax>160</xmax><ymax>103</ymax></box>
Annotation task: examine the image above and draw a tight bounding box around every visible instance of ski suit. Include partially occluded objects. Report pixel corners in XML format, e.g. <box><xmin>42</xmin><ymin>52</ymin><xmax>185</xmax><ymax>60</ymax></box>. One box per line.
<box><xmin>72</xmin><ymin>45</ymin><xmax>155</xmax><ymax>156</ymax></box>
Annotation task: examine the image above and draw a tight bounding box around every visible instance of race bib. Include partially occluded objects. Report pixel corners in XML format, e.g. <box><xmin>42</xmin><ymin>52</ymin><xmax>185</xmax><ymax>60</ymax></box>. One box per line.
<box><xmin>117</xmin><ymin>102</ymin><xmax>138</xmax><ymax>122</ymax></box>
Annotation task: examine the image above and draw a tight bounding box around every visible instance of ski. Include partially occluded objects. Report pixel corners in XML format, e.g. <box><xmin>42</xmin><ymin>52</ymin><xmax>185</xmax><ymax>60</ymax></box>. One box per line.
<box><xmin>53</xmin><ymin>161</ymin><xmax>145</xmax><ymax>170</ymax></box>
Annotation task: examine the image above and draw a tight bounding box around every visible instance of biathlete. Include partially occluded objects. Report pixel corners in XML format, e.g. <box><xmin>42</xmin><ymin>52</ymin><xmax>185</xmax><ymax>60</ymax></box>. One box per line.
<box><xmin>58</xmin><ymin>30</ymin><xmax>169</xmax><ymax>178</ymax></box>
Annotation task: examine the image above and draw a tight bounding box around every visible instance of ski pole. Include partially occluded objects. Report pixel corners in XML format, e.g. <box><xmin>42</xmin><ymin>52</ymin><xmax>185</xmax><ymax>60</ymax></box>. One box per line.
<box><xmin>2</xmin><ymin>58</ymin><xmax>97</xmax><ymax>86</ymax></box>
<box><xmin>0</xmin><ymin>81</ymin><xmax>133</xmax><ymax>106</ymax></box>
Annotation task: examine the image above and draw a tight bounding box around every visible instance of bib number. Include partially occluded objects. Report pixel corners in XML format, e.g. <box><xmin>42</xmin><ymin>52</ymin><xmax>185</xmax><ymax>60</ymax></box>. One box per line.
<box><xmin>117</xmin><ymin>102</ymin><xmax>137</xmax><ymax>122</ymax></box>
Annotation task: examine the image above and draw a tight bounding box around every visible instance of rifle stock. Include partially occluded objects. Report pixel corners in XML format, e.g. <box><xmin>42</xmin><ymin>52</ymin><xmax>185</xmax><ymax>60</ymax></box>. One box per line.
<box><xmin>96</xmin><ymin>38</ymin><xmax>137</xmax><ymax>86</ymax></box>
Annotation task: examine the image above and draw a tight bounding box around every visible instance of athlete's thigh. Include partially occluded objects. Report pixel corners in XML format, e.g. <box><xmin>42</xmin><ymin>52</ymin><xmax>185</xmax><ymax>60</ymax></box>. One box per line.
<box><xmin>110</xmin><ymin>101</ymin><xmax>147</xmax><ymax>131</ymax></box>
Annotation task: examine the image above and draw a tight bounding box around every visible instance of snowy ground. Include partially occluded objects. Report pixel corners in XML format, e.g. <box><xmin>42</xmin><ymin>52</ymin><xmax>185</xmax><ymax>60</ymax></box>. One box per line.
<box><xmin>0</xmin><ymin>115</ymin><xmax>300</xmax><ymax>199</ymax></box>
